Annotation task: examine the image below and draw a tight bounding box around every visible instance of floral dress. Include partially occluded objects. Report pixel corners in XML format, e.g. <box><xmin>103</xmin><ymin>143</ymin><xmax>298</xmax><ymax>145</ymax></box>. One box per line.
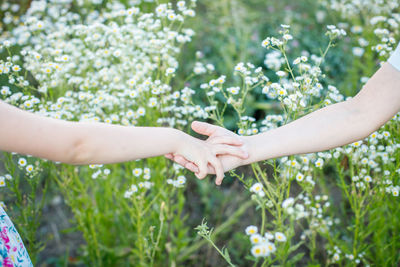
<box><xmin>0</xmin><ymin>205</ymin><xmax>33</xmax><ymax>267</ymax></box>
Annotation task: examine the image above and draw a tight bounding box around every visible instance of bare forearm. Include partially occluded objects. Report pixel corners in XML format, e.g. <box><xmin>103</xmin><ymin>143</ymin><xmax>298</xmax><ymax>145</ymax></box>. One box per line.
<box><xmin>0</xmin><ymin>102</ymin><xmax>184</xmax><ymax>164</ymax></box>
<box><xmin>69</xmin><ymin>124</ymin><xmax>184</xmax><ymax>164</ymax></box>
<box><xmin>244</xmin><ymin>100</ymin><xmax>362</xmax><ymax>163</ymax></box>
<box><xmin>243</xmin><ymin>63</ymin><xmax>400</xmax><ymax>163</ymax></box>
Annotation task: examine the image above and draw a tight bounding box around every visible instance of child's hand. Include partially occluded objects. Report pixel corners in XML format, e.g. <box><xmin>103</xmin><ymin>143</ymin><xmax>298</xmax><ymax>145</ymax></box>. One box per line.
<box><xmin>172</xmin><ymin>132</ymin><xmax>248</xmax><ymax>185</ymax></box>
<box><xmin>166</xmin><ymin>121</ymin><xmax>249</xmax><ymax>185</ymax></box>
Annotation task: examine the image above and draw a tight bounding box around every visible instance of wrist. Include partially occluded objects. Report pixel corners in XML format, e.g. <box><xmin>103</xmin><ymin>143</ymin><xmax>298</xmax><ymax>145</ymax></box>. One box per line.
<box><xmin>241</xmin><ymin>133</ymin><xmax>275</xmax><ymax>165</ymax></box>
<box><xmin>170</xmin><ymin>128</ymin><xmax>193</xmax><ymax>155</ymax></box>
<box><xmin>166</xmin><ymin>128</ymin><xmax>185</xmax><ymax>154</ymax></box>
<box><xmin>241</xmin><ymin>135</ymin><xmax>257</xmax><ymax>165</ymax></box>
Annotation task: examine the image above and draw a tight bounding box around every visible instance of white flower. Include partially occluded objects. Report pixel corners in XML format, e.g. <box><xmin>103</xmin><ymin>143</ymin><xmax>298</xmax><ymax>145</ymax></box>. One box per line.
<box><xmin>137</xmin><ymin>107</ymin><xmax>146</xmax><ymax>116</ymax></box>
<box><xmin>143</xmin><ymin>181</ymin><xmax>153</xmax><ymax>189</ymax></box>
<box><xmin>166</xmin><ymin>68</ymin><xmax>176</xmax><ymax>75</ymax></box>
<box><xmin>18</xmin><ymin>158</ymin><xmax>27</xmax><ymax>167</ymax></box>
<box><xmin>130</xmin><ymin>185</ymin><xmax>138</xmax><ymax>193</ymax></box>
<box><xmin>333</xmin><ymin>253</ymin><xmax>340</xmax><ymax>261</ymax></box>
<box><xmin>1</xmin><ymin>86</ymin><xmax>11</xmax><ymax>95</ymax></box>
<box><xmin>250</xmin><ymin>183</ymin><xmax>263</xmax><ymax>193</ymax></box>
<box><xmin>148</xmin><ymin>97</ymin><xmax>158</xmax><ymax>107</ymax></box>
<box><xmin>177</xmin><ymin>1</ymin><xmax>186</xmax><ymax>9</ymax></box>
<box><xmin>265</xmin><ymin>242</ymin><xmax>276</xmax><ymax>253</ymax></box>
<box><xmin>306</xmin><ymin>176</ymin><xmax>315</xmax><ymax>186</ymax></box>
<box><xmin>234</xmin><ymin>62</ymin><xmax>247</xmax><ymax>73</ymax></box>
<box><xmin>277</xmin><ymin>88</ymin><xmax>287</xmax><ymax>97</ymax></box>
<box><xmin>245</xmin><ymin>225</ymin><xmax>258</xmax><ymax>235</ymax></box>
<box><xmin>296</xmin><ymin>172</ymin><xmax>304</xmax><ymax>182</ymax></box>
<box><xmin>183</xmin><ymin>9</ymin><xmax>195</xmax><ymax>17</ymax></box>
<box><xmin>282</xmin><ymin>34</ymin><xmax>293</xmax><ymax>41</ymax></box>
<box><xmin>352</xmin><ymin>141</ymin><xmax>362</xmax><ymax>147</ymax></box>
<box><xmin>382</xmin><ymin>131</ymin><xmax>390</xmax><ymax>138</ymax></box>
<box><xmin>326</xmin><ymin>25</ymin><xmax>346</xmax><ymax>38</ymax></box>
<box><xmin>36</xmin><ymin>21</ymin><xmax>44</xmax><ymax>29</ymax></box>
<box><xmin>250</xmin><ymin>234</ymin><xmax>263</xmax><ymax>244</ymax></box>
<box><xmin>293</xmin><ymin>57</ymin><xmax>301</xmax><ymax>65</ymax></box>
<box><xmin>133</xmin><ymin>168</ymin><xmax>142</xmax><ymax>177</ymax></box>
<box><xmin>392</xmin><ymin>187</ymin><xmax>399</xmax><ymax>197</ymax></box>
<box><xmin>352</xmin><ymin>47</ymin><xmax>364</xmax><ymax>57</ymax></box>
<box><xmin>251</xmin><ymin>242</ymin><xmax>275</xmax><ymax>258</ymax></box>
<box><xmin>251</xmin><ymin>244</ymin><xmax>266</xmax><ymax>257</ymax></box>
<box><xmin>26</xmin><ymin>165</ymin><xmax>34</xmax><ymax>173</ymax></box>
<box><xmin>276</xmin><ymin>71</ymin><xmax>286</xmax><ymax>77</ymax></box>
<box><xmin>124</xmin><ymin>191</ymin><xmax>133</xmax><ymax>199</ymax></box>
<box><xmin>3</xmin><ymin>40</ymin><xmax>11</xmax><ymax>47</ymax></box>
<box><xmin>261</xmin><ymin>38</ymin><xmax>270</xmax><ymax>47</ymax></box>
<box><xmin>12</xmin><ymin>65</ymin><xmax>21</xmax><ymax>72</ymax></box>
<box><xmin>128</xmin><ymin>79</ymin><xmax>136</xmax><ymax>87</ymax></box>
<box><xmin>364</xmin><ymin>175</ymin><xmax>372</xmax><ymax>183</ymax></box>
<box><xmin>167</xmin><ymin>13</ymin><xmax>177</xmax><ymax>21</ymax></box>
<box><xmin>227</xmin><ymin>87</ymin><xmax>240</xmax><ymax>95</ymax></box>
<box><xmin>217</xmin><ymin>76</ymin><xmax>226</xmax><ymax>84</ymax></box>
<box><xmin>315</xmin><ymin>158</ymin><xmax>324</xmax><ymax>168</ymax></box>
<box><xmin>282</xmin><ymin>197</ymin><xmax>294</xmax><ymax>209</ymax></box>
<box><xmin>275</xmin><ymin>232</ymin><xmax>287</xmax><ymax>242</ymax></box>
<box><xmin>264</xmin><ymin>232</ymin><xmax>274</xmax><ymax>240</ymax></box>
<box><xmin>91</xmin><ymin>170</ymin><xmax>102</xmax><ymax>179</ymax></box>
<box><xmin>176</xmin><ymin>175</ymin><xmax>186</xmax><ymax>186</ymax></box>
<box><xmin>0</xmin><ymin>176</ymin><xmax>5</xmax><ymax>187</ymax></box>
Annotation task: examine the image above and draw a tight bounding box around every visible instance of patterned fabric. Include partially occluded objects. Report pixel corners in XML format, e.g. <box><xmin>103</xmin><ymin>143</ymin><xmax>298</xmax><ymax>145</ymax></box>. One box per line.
<box><xmin>0</xmin><ymin>205</ymin><xmax>33</xmax><ymax>267</ymax></box>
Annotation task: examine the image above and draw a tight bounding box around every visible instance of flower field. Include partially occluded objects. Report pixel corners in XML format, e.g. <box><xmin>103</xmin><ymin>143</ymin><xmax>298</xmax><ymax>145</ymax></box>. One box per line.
<box><xmin>0</xmin><ymin>0</ymin><xmax>399</xmax><ymax>266</ymax></box>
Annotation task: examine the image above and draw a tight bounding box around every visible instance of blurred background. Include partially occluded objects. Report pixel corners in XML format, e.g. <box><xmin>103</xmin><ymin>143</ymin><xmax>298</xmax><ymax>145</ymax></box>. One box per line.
<box><xmin>0</xmin><ymin>0</ymin><xmax>396</xmax><ymax>266</ymax></box>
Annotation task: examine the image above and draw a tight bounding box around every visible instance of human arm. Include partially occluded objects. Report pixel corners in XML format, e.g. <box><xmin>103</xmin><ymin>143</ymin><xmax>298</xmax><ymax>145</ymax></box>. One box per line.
<box><xmin>243</xmin><ymin>61</ymin><xmax>400</xmax><ymax>163</ymax></box>
<box><xmin>169</xmin><ymin>61</ymin><xmax>400</xmax><ymax>179</ymax></box>
<box><xmin>0</xmin><ymin>100</ymin><xmax>248</xmax><ymax>181</ymax></box>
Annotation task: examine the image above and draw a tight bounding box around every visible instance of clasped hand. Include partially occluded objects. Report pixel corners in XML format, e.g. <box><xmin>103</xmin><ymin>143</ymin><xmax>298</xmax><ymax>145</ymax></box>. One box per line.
<box><xmin>165</xmin><ymin>121</ymin><xmax>249</xmax><ymax>185</ymax></box>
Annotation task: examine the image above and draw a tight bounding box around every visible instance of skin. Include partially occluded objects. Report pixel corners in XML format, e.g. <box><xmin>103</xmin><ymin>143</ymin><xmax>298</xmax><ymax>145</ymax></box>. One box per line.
<box><xmin>0</xmin><ymin>100</ymin><xmax>249</xmax><ymax>183</ymax></box>
<box><xmin>167</xmin><ymin>62</ymin><xmax>400</xmax><ymax>184</ymax></box>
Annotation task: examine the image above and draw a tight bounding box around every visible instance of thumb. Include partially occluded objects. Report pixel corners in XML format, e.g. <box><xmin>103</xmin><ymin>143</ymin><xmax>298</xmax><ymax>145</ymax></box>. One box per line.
<box><xmin>191</xmin><ymin>121</ymin><xmax>217</xmax><ymax>137</ymax></box>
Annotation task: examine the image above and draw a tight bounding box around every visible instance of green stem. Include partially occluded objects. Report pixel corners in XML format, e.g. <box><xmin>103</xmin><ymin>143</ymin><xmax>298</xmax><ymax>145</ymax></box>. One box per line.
<box><xmin>178</xmin><ymin>200</ymin><xmax>253</xmax><ymax>261</ymax></box>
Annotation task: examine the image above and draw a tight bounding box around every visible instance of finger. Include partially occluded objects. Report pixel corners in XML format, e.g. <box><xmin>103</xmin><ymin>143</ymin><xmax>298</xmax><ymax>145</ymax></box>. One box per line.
<box><xmin>174</xmin><ymin>155</ymin><xmax>191</xmax><ymax>167</ymax></box>
<box><xmin>195</xmin><ymin>162</ymin><xmax>216</xmax><ymax>174</ymax></box>
<box><xmin>209</xmin><ymin>156</ymin><xmax>224</xmax><ymax>185</ymax></box>
<box><xmin>213</xmin><ymin>144</ymin><xmax>249</xmax><ymax>159</ymax></box>
<box><xmin>191</xmin><ymin>121</ymin><xmax>218</xmax><ymax>137</ymax></box>
<box><xmin>208</xmin><ymin>135</ymin><xmax>243</xmax><ymax>146</ymax></box>
<box><xmin>174</xmin><ymin>155</ymin><xmax>199</xmax><ymax>172</ymax></box>
<box><xmin>207</xmin><ymin>164</ymin><xmax>216</xmax><ymax>174</ymax></box>
<box><xmin>185</xmin><ymin>162</ymin><xmax>199</xmax><ymax>173</ymax></box>
<box><xmin>196</xmin><ymin>161</ymin><xmax>208</xmax><ymax>180</ymax></box>
<box><xmin>164</xmin><ymin>153</ymin><xmax>173</xmax><ymax>159</ymax></box>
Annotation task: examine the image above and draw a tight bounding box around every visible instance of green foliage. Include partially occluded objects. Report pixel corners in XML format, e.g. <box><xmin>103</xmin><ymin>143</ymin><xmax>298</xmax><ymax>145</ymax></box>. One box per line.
<box><xmin>1</xmin><ymin>0</ymin><xmax>400</xmax><ymax>266</ymax></box>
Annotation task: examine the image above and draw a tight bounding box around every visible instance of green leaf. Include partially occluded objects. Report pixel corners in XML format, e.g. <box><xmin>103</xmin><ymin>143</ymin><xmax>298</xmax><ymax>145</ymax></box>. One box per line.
<box><xmin>287</xmin><ymin>252</ymin><xmax>305</xmax><ymax>265</ymax></box>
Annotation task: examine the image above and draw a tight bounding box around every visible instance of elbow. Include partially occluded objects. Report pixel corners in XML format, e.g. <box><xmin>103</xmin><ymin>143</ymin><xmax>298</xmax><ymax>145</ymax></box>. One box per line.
<box><xmin>344</xmin><ymin>97</ymin><xmax>384</xmax><ymax>141</ymax></box>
